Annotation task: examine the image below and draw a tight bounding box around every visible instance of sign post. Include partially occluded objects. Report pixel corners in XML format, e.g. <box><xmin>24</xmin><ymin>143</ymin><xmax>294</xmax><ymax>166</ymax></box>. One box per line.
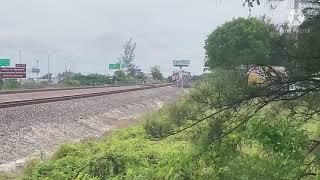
<box><xmin>173</xmin><ymin>60</ymin><xmax>190</xmax><ymax>88</ymax></box>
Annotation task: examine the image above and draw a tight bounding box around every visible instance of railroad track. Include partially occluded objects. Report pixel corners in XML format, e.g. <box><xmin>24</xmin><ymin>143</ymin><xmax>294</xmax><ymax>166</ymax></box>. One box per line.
<box><xmin>0</xmin><ymin>83</ymin><xmax>147</xmax><ymax>95</ymax></box>
<box><xmin>0</xmin><ymin>83</ymin><xmax>173</xmax><ymax>109</ymax></box>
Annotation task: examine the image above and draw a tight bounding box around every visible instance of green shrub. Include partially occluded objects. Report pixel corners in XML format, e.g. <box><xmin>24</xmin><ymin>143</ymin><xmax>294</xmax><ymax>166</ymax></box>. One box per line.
<box><xmin>23</xmin><ymin>127</ymin><xmax>195</xmax><ymax>179</ymax></box>
<box><xmin>2</xmin><ymin>78</ymin><xmax>20</xmax><ymax>90</ymax></box>
<box><xmin>144</xmin><ymin>112</ymin><xmax>174</xmax><ymax>138</ymax></box>
<box><xmin>61</xmin><ymin>79</ymin><xmax>81</xmax><ymax>87</ymax></box>
<box><xmin>167</xmin><ymin>100</ymin><xmax>198</xmax><ymax>126</ymax></box>
<box><xmin>20</xmin><ymin>81</ymin><xmax>40</xmax><ymax>89</ymax></box>
<box><xmin>0</xmin><ymin>173</ymin><xmax>17</xmax><ymax>180</ymax></box>
<box><xmin>87</xmin><ymin>153</ymin><xmax>127</xmax><ymax>178</ymax></box>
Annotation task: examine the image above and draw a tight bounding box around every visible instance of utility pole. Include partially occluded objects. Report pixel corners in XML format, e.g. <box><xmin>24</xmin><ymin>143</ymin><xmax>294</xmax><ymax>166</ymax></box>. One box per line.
<box><xmin>65</xmin><ymin>57</ymin><xmax>68</xmax><ymax>80</ymax></box>
<box><xmin>36</xmin><ymin>60</ymin><xmax>39</xmax><ymax>79</ymax></box>
<box><xmin>47</xmin><ymin>54</ymin><xmax>50</xmax><ymax>82</ymax></box>
<box><xmin>19</xmin><ymin>50</ymin><xmax>22</xmax><ymax>64</ymax></box>
<box><xmin>180</xmin><ymin>66</ymin><xmax>184</xmax><ymax>89</ymax></box>
<box><xmin>19</xmin><ymin>50</ymin><xmax>22</xmax><ymax>82</ymax></box>
<box><xmin>72</xmin><ymin>61</ymin><xmax>76</xmax><ymax>73</ymax></box>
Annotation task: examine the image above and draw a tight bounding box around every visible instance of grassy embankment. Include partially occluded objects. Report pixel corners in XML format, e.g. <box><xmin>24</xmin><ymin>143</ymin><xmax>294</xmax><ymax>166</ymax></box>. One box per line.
<box><xmin>3</xmin><ymin>89</ymin><xmax>320</xmax><ymax>179</ymax></box>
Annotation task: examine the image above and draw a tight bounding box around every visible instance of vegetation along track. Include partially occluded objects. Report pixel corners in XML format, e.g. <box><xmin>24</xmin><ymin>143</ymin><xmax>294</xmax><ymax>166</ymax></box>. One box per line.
<box><xmin>0</xmin><ymin>83</ymin><xmax>173</xmax><ymax>109</ymax></box>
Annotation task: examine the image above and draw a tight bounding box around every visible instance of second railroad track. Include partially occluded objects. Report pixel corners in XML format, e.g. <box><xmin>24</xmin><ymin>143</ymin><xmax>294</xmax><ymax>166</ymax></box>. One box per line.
<box><xmin>0</xmin><ymin>83</ymin><xmax>173</xmax><ymax>109</ymax></box>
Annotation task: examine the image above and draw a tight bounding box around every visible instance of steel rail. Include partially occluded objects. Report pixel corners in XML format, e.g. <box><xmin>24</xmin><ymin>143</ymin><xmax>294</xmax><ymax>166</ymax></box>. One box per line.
<box><xmin>0</xmin><ymin>83</ymin><xmax>149</xmax><ymax>95</ymax></box>
<box><xmin>0</xmin><ymin>83</ymin><xmax>173</xmax><ymax>109</ymax></box>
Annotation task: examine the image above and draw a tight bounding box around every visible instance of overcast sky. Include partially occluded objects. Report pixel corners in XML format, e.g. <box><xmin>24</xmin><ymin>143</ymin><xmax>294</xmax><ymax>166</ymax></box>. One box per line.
<box><xmin>0</xmin><ymin>0</ymin><xmax>294</xmax><ymax>77</ymax></box>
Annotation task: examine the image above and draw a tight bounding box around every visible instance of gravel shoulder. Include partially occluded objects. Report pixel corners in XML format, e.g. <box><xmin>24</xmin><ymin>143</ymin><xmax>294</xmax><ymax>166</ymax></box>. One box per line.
<box><xmin>0</xmin><ymin>86</ymin><xmax>182</xmax><ymax>173</ymax></box>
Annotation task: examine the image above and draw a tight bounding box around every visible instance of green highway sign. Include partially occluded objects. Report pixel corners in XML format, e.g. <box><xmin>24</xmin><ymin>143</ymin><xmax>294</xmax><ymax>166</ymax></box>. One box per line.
<box><xmin>0</xmin><ymin>59</ymin><xmax>10</xmax><ymax>66</ymax></box>
<box><xmin>109</xmin><ymin>63</ymin><xmax>121</xmax><ymax>70</ymax></box>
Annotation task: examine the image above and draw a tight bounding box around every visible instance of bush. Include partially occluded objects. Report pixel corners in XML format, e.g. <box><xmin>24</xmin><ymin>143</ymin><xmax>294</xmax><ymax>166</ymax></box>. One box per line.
<box><xmin>39</xmin><ymin>81</ymin><xmax>50</xmax><ymax>88</ymax></box>
<box><xmin>61</xmin><ymin>79</ymin><xmax>81</xmax><ymax>87</ymax></box>
<box><xmin>20</xmin><ymin>81</ymin><xmax>40</xmax><ymax>89</ymax></box>
<box><xmin>167</xmin><ymin>100</ymin><xmax>199</xmax><ymax>126</ymax></box>
<box><xmin>23</xmin><ymin>127</ymin><xmax>195</xmax><ymax>179</ymax></box>
<box><xmin>3</xmin><ymin>79</ymin><xmax>20</xmax><ymax>90</ymax></box>
<box><xmin>144</xmin><ymin>111</ymin><xmax>174</xmax><ymax>138</ymax></box>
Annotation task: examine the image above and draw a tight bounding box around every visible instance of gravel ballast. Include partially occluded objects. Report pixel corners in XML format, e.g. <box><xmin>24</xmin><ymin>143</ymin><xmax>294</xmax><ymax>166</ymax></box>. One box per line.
<box><xmin>0</xmin><ymin>86</ymin><xmax>182</xmax><ymax>172</ymax></box>
<box><xmin>0</xmin><ymin>85</ymin><xmax>144</xmax><ymax>103</ymax></box>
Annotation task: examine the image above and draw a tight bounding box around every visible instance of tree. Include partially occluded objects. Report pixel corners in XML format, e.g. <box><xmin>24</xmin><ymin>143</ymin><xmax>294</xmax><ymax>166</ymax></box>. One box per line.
<box><xmin>154</xmin><ymin>15</ymin><xmax>320</xmax><ymax>178</ymax></box>
<box><xmin>150</xmin><ymin>66</ymin><xmax>163</xmax><ymax>81</ymax></box>
<box><xmin>0</xmin><ymin>79</ymin><xmax>3</xmax><ymax>89</ymax></box>
<box><xmin>118</xmin><ymin>38</ymin><xmax>137</xmax><ymax>77</ymax></box>
<box><xmin>72</xmin><ymin>73</ymin><xmax>112</xmax><ymax>86</ymax></box>
<box><xmin>242</xmin><ymin>0</ymin><xmax>260</xmax><ymax>11</ymax></box>
<box><xmin>202</xmin><ymin>5</ymin><xmax>320</xmax><ymax>178</ymax></box>
<box><xmin>205</xmin><ymin>17</ymin><xmax>282</xmax><ymax>69</ymax></box>
<box><xmin>62</xmin><ymin>79</ymin><xmax>81</xmax><ymax>87</ymax></box>
<box><xmin>113</xmin><ymin>70</ymin><xmax>127</xmax><ymax>82</ymax></box>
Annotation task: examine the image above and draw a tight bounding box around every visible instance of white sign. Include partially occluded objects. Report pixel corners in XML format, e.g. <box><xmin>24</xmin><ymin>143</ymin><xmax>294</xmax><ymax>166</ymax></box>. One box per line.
<box><xmin>173</xmin><ymin>60</ymin><xmax>190</xmax><ymax>67</ymax></box>
<box><xmin>32</xmin><ymin>68</ymin><xmax>40</xmax><ymax>73</ymax></box>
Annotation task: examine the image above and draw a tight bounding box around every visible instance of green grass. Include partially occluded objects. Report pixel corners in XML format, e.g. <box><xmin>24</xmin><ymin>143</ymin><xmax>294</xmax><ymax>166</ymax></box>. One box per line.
<box><xmin>0</xmin><ymin>173</ymin><xmax>18</xmax><ymax>180</ymax></box>
<box><xmin>22</xmin><ymin>127</ymin><xmax>196</xmax><ymax>180</ymax></box>
<box><xmin>15</xmin><ymin>100</ymin><xmax>320</xmax><ymax>179</ymax></box>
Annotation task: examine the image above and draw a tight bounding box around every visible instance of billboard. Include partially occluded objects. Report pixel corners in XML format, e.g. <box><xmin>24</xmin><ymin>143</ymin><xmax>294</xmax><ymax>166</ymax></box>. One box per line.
<box><xmin>173</xmin><ymin>60</ymin><xmax>190</xmax><ymax>67</ymax></box>
<box><xmin>32</xmin><ymin>68</ymin><xmax>40</xmax><ymax>73</ymax></box>
<box><xmin>0</xmin><ymin>66</ymin><xmax>27</xmax><ymax>78</ymax></box>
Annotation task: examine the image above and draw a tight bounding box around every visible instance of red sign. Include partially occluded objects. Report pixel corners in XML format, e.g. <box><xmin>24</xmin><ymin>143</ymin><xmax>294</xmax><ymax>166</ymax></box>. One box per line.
<box><xmin>15</xmin><ymin>64</ymin><xmax>26</xmax><ymax>67</ymax></box>
<box><xmin>1</xmin><ymin>74</ymin><xmax>26</xmax><ymax>78</ymax></box>
<box><xmin>0</xmin><ymin>67</ymin><xmax>26</xmax><ymax>79</ymax></box>
<box><xmin>0</xmin><ymin>67</ymin><xmax>26</xmax><ymax>72</ymax></box>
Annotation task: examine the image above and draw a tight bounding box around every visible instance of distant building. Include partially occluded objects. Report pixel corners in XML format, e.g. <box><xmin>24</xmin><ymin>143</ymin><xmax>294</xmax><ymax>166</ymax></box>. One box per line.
<box><xmin>133</xmin><ymin>69</ymin><xmax>143</xmax><ymax>77</ymax></box>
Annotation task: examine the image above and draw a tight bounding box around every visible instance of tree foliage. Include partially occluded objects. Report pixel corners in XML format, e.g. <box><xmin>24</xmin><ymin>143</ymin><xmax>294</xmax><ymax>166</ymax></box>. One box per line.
<box><xmin>145</xmin><ymin>13</ymin><xmax>320</xmax><ymax>178</ymax></box>
<box><xmin>113</xmin><ymin>70</ymin><xmax>126</xmax><ymax>82</ymax></box>
<box><xmin>205</xmin><ymin>17</ymin><xmax>283</xmax><ymax>68</ymax></box>
<box><xmin>150</xmin><ymin>65</ymin><xmax>163</xmax><ymax>81</ymax></box>
<box><xmin>72</xmin><ymin>73</ymin><xmax>112</xmax><ymax>86</ymax></box>
<box><xmin>118</xmin><ymin>38</ymin><xmax>137</xmax><ymax>77</ymax></box>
